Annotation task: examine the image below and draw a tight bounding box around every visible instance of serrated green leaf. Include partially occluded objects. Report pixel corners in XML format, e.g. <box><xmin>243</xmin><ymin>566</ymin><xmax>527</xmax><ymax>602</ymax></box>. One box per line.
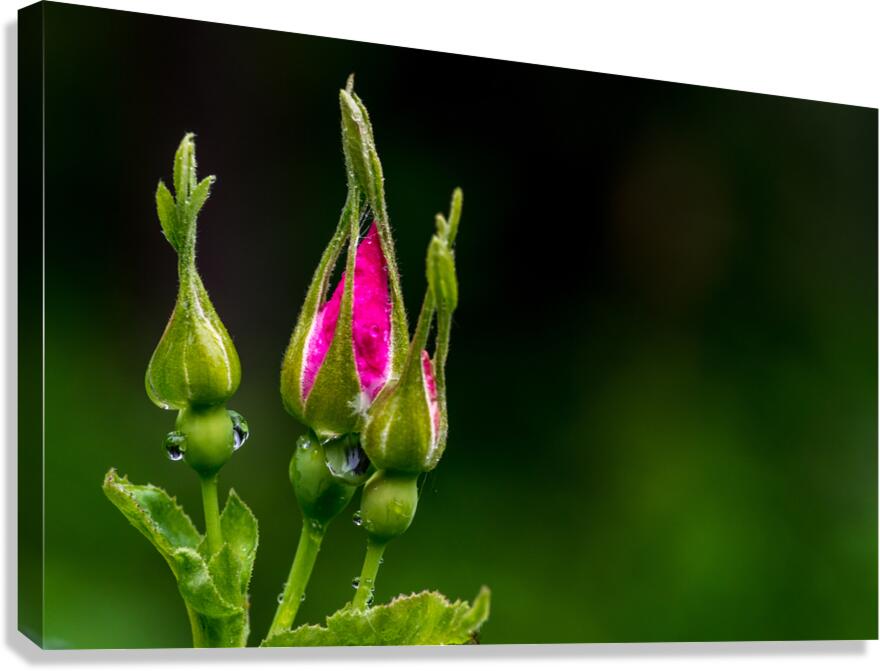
<box><xmin>104</xmin><ymin>470</ymin><xmax>251</xmax><ymax>646</ymax></box>
<box><xmin>155</xmin><ymin>181</ymin><xmax>178</xmax><ymax>249</ymax></box>
<box><xmin>208</xmin><ymin>544</ymin><xmax>240</xmax><ymax>606</ymax></box>
<box><xmin>220</xmin><ymin>490</ymin><xmax>258</xmax><ymax>595</ymax></box>
<box><xmin>174</xmin><ymin>547</ymin><xmax>242</xmax><ymax>618</ymax></box>
<box><xmin>189</xmin><ymin>175</ymin><xmax>215</xmax><ymax>219</ymax></box>
<box><xmin>262</xmin><ymin>587</ymin><xmax>490</xmax><ymax>647</ymax></box>
<box><xmin>102</xmin><ymin>468</ymin><xmax>201</xmax><ymax>572</ymax></box>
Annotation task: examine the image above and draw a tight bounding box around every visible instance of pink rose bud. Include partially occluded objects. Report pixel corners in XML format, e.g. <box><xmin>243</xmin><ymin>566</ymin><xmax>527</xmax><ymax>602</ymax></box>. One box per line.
<box><xmin>281</xmin><ymin>81</ymin><xmax>410</xmax><ymax>440</ymax></box>
<box><xmin>301</xmin><ymin>222</ymin><xmax>392</xmax><ymax>403</ymax></box>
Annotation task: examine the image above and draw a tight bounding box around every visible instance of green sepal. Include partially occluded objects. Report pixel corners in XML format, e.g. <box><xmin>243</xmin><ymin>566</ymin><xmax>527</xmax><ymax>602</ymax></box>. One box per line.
<box><xmin>146</xmin><ymin>273</ymin><xmax>241</xmax><ymax>410</ymax></box>
<box><xmin>344</xmin><ymin>82</ymin><xmax>410</xmax><ymax>381</ymax></box>
<box><xmin>293</xmin><ymin>196</ymin><xmax>363</xmax><ymax>439</ymax></box>
<box><xmin>262</xmin><ymin>587</ymin><xmax>490</xmax><ymax>647</ymax></box>
<box><xmin>280</xmin><ymin>196</ymin><xmax>355</xmax><ymax>429</ymax></box>
<box><xmin>427</xmin><ymin>235</ymin><xmax>458</xmax><ymax>312</ymax></box>
<box><xmin>189</xmin><ymin>175</ymin><xmax>215</xmax><ymax>221</ymax></box>
<box><xmin>362</xmin><ymin>352</ymin><xmax>437</xmax><ymax>473</ymax></box>
<box><xmin>156</xmin><ymin>181</ymin><xmax>179</xmax><ymax>250</ymax></box>
<box><xmin>173</xmin><ymin>132</ymin><xmax>195</xmax><ymax>203</ymax></box>
<box><xmin>339</xmin><ymin>87</ymin><xmax>378</xmax><ymax>206</ymax></box>
<box><xmin>301</xmin><ymin>198</ymin><xmax>361</xmax><ymax>438</ymax></box>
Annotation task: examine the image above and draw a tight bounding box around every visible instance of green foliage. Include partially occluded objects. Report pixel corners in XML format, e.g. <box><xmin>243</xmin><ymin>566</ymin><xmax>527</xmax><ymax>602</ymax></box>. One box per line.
<box><xmin>262</xmin><ymin>587</ymin><xmax>490</xmax><ymax>647</ymax></box>
<box><xmin>103</xmin><ymin>470</ymin><xmax>258</xmax><ymax>647</ymax></box>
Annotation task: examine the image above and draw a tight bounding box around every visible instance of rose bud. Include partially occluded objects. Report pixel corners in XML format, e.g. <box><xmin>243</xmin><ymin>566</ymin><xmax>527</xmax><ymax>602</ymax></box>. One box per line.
<box><xmin>361</xmin><ymin>191</ymin><xmax>462</xmax><ymax>476</ymax></box>
<box><xmin>145</xmin><ymin>133</ymin><xmax>244</xmax><ymax>475</ymax></box>
<box><xmin>280</xmin><ymin>78</ymin><xmax>408</xmax><ymax>440</ymax></box>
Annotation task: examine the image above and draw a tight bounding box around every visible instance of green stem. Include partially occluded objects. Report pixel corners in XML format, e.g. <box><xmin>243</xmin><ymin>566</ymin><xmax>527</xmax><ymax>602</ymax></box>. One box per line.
<box><xmin>199</xmin><ymin>473</ymin><xmax>223</xmax><ymax>556</ymax></box>
<box><xmin>352</xmin><ymin>538</ymin><xmax>387</xmax><ymax>610</ymax></box>
<box><xmin>185</xmin><ymin>605</ymin><xmax>206</xmax><ymax>647</ymax></box>
<box><xmin>268</xmin><ymin>522</ymin><xmax>324</xmax><ymax>637</ymax></box>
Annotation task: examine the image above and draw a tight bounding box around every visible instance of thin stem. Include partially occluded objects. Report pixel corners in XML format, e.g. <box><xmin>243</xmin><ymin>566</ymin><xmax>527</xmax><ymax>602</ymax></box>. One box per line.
<box><xmin>268</xmin><ymin>522</ymin><xmax>324</xmax><ymax>637</ymax></box>
<box><xmin>185</xmin><ymin>605</ymin><xmax>206</xmax><ymax>647</ymax></box>
<box><xmin>352</xmin><ymin>538</ymin><xmax>387</xmax><ymax>611</ymax></box>
<box><xmin>433</xmin><ymin>310</ymin><xmax>452</xmax><ymax>398</ymax></box>
<box><xmin>407</xmin><ymin>290</ymin><xmax>436</xmax><ymax>368</ymax></box>
<box><xmin>199</xmin><ymin>473</ymin><xmax>223</xmax><ymax>556</ymax></box>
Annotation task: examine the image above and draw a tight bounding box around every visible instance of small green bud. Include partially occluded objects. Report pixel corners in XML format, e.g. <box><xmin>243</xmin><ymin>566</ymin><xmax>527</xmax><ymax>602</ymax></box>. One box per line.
<box><xmin>427</xmin><ymin>235</ymin><xmax>458</xmax><ymax>312</ymax></box>
<box><xmin>361</xmin><ymin>352</ymin><xmax>439</xmax><ymax>473</ymax></box>
<box><xmin>289</xmin><ymin>432</ymin><xmax>358</xmax><ymax>526</ymax></box>
<box><xmin>359</xmin><ymin>470</ymin><xmax>418</xmax><ymax>543</ymax></box>
<box><xmin>361</xmin><ymin>190</ymin><xmax>463</xmax><ymax>474</ymax></box>
<box><xmin>175</xmin><ymin>404</ymin><xmax>234</xmax><ymax>476</ymax></box>
<box><xmin>145</xmin><ymin>275</ymin><xmax>241</xmax><ymax>410</ymax></box>
<box><xmin>145</xmin><ymin>134</ymin><xmax>241</xmax><ymax>411</ymax></box>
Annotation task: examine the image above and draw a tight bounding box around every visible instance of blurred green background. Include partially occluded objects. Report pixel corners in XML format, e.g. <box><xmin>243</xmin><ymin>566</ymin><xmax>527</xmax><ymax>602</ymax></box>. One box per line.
<box><xmin>29</xmin><ymin>1</ymin><xmax>876</xmax><ymax>648</ymax></box>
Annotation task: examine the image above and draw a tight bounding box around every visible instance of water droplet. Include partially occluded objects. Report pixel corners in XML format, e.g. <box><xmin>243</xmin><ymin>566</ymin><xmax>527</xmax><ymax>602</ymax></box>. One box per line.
<box><xmin>369</xmin><ymin>324</ymin><xmax>381</xmax><ymax>338</ymax></box>
<box><xmin>297</xmin><ymin>434</ymin><xmax>312</xmax><ymax>450</ymax></box>
<box><xmin>379</xmin><ymin>557</ymin><xmax>384</xmax><ymax>565</ymax></box>
<box><xmin>352</xmin><ymin>511</ymin><xmax>363</xmax><ymax>527</ymax></box>
<box><xmin>228</xmin><ymin>410</ymin><xmax>249</xmax><ymax>450</ymax></box>
<box><xmin>277</xmin><ymin>593</ymin><xmax>284</xmax><ymax>604</ymax></box>
<box><xmin>164</xmin><ymin>432</ymin><xmax>186</xmax><ymax>461</ymax></box>
<box><xmin>300</xmin><ymin>593</ymin><xmax>307</xmax><ymax>603</ymax></box>
<box><xmin>351</xmin><ymin>577</ymin><xmax>360</xmax><ymax>589</ymax></box>
<box><xmin>366</xmin><ymin>593</ymin><xmax>374</xmax><ymax>607</ymax></box>
<box><xmin>326</xmin><ymin>440</ymin><xmax>370</xmax><ymax>481</ymax></box>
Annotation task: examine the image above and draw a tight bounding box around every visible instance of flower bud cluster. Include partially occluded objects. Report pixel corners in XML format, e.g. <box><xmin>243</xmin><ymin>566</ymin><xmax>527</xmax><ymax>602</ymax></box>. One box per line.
<box><xmin>280</xmin><ymin>79</ymin><xmax>462</xmax><ymax>541</ymax></box>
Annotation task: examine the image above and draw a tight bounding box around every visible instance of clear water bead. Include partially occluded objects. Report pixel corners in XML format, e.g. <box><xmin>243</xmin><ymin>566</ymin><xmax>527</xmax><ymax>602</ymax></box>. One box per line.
<box><xmin>228</xmin><ymin>410</ymin><xmax>249</xmax><ymax>450</ymax></box>
<box><xmin>164</xmin><ymin>432</ymin><xmax>186</xmax><ymax>461</ymax></box>
<box><xmin>352</xmin><ymin>511</ymin><xmax>363</xmax><ymax>527</ymax></box>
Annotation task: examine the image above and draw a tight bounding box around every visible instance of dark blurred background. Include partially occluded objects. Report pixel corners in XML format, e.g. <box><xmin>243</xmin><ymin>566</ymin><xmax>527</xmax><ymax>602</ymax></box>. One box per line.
<box><xmin>31</xmin><ymin>1</ymin><xmax>876</xmax><ymax>648</ymax></box>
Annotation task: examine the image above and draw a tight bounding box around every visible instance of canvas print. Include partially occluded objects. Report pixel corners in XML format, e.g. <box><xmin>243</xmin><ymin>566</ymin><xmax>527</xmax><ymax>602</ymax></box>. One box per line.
<box><xmin>18</xmin><ymin>1</ymin><xmax>877</xmax><ymax>649</ymax></box>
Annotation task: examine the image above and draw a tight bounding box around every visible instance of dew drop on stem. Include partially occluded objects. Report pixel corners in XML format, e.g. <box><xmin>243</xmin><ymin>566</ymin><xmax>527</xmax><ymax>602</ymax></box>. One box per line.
<box><xmin>228</xmin><ymin>410</ymin><xmax>249</xmax><ymax>450</ymax></box>
<box><xmin>164</xmin><ymin>432</ymin><xmax>186</xmax><ymax>461</ymax></box>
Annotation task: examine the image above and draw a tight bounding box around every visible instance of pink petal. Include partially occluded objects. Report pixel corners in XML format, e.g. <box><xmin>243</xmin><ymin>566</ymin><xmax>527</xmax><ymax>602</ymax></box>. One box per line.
<box><xmin>353</xmin><ymin>223</ymin><xmax>392</xmax><ymax>400</ymax></box>
<box><xmin>421</xmin><ymin>350</ymin><xmax>440</xmax><ymax>434</ymax></box>
<box><xmin>302</xmin><ymin>222</ymin><xmax>391</xmax><ymax>401</ymax></box>
<box><xmin>301</xmin><ymin>272</ymin><xmax>344</xmax><ymax>400</ymax></box>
